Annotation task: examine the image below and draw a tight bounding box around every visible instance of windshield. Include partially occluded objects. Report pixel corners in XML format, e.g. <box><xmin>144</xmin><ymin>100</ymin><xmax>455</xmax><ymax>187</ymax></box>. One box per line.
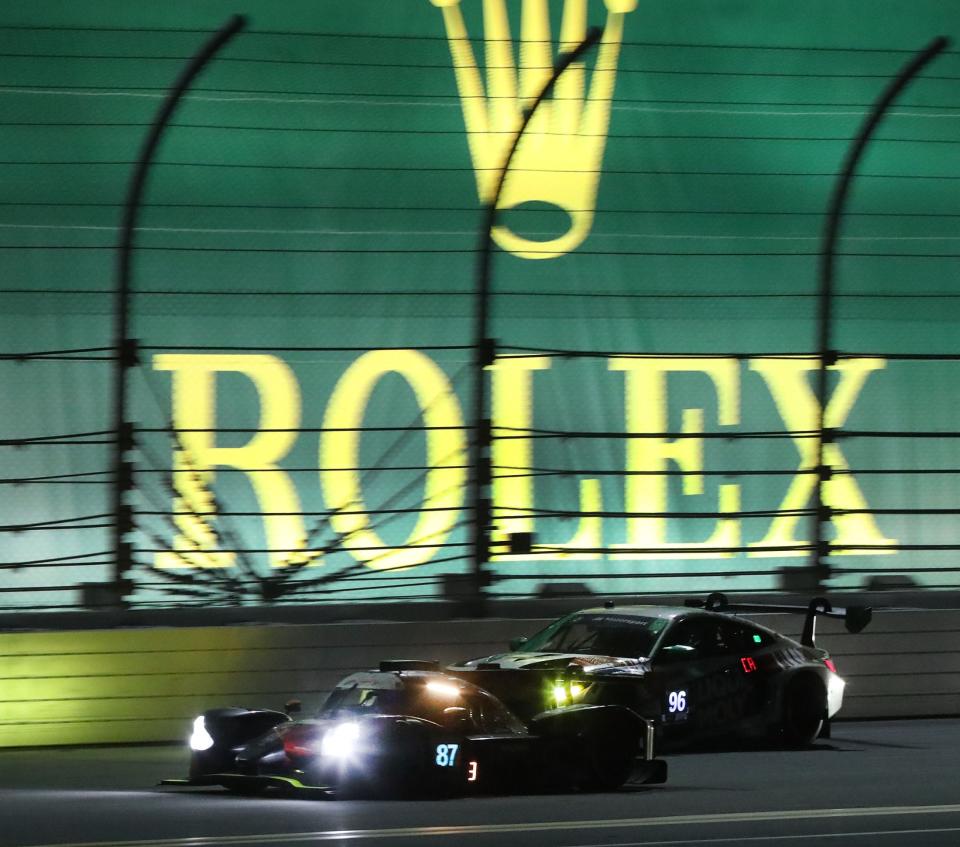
<box><xmin>322</xmin><ymin>686</ymin><xmax>412</xmax><ymax>718</ymax></box>
<box><xmin>321</xmin><ymin>678</ymin><xmax>526</xmax><ymax>734</ymax></box>
<box><xmin>521</xmin><ymin>613</ymin><xmax>666</xmax><ymax>658</ymax></box>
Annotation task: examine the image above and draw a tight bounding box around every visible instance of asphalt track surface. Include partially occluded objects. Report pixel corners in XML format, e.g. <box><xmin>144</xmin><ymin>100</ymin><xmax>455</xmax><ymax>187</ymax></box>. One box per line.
<box><xmin>1</xmin><ymin>719</ymin><xmax>958</xmax><ymax>847</ymax></box>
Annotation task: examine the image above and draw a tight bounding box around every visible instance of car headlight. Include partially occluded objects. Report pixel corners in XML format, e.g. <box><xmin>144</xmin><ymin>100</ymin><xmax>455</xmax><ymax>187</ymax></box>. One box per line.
<box><xmin>552</xmin><ymin>680</ymin><xmax>587</xmax><ymax>707</ymax></box>
<box><xmin>189</xmin><ymin>716</ymin><xmax>214</xmax><ymax>751</ymax></box>
<box><xmin>320</xmin><ymin>721</ymin><xmax>361</xmax><ymax>759</ymax></box>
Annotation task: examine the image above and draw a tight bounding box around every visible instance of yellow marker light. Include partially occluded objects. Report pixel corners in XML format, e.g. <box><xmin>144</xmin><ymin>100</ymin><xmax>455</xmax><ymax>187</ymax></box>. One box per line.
<box><xmin>552</xmin><ymin>684</ymin><xmax>568</xmax><ymax>706</ymax></box>
<box><xmin>425</xmin><ymin>680</ymin><xmax>461</xmax><ymax>699</ymax></box>
<box><xmin>569</xmin><ymin>682</ymin><xmax>585</xmax><ymax>699</ymax></box>
<box><xmin>189</xmin><ymin>716</ymin><xmax>214</xmax><ymax>751</ymax></box>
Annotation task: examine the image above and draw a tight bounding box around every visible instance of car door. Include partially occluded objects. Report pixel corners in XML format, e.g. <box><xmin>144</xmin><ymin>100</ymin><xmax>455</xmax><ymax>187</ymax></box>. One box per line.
<box><xmin>721</xmin><ymin>618</ymin><xmax>777</xmax><ymax>730</ymax></box>
<box><xmin>457</xmin><ymin>688</ymin><xmax>538</xmax><ymax>791</ymax></box>
<box><xmin>651</xmin><ymin>615</ymin><xmax>761</xmax><ymax>740</ymax></box>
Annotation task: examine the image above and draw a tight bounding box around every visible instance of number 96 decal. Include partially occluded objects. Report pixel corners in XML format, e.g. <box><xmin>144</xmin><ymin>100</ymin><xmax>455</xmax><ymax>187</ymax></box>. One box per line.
<box><xmin>666</xmin><ymin>689</ymin><xmax>688</xmax><ymax>720</ymax></box>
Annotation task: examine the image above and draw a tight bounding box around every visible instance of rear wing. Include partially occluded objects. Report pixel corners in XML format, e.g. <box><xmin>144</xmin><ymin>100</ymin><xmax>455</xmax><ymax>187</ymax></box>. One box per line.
<box><xmin>684</xmin><ymin>592</ymin><xmax>872</xmax><ymax>649</ymax></box>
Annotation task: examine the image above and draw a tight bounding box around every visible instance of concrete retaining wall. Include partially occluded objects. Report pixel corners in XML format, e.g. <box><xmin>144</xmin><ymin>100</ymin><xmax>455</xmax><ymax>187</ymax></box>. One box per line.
<box><xmin>1</xmin><ymin>609</ymin><xmax>957</xmax><ymax>747</ymax></box>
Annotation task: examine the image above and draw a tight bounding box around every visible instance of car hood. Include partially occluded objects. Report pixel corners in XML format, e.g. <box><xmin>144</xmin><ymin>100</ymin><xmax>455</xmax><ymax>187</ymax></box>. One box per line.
<box><xmin>455</xmin><ymin>652</ymin><xmax>651</xmax><ymax>676</ymax></box>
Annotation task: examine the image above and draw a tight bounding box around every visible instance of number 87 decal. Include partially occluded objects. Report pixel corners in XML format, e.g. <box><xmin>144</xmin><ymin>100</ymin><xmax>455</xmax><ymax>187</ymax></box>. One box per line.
<box><xmin>668</xmin><ymin>689</ymin><xmax>687</xmax><ymax>713</ymax></box>
<box><xmin>435</xmin><ymin>743</ymin><xmax>459</xmax><ymax>767</ymax></box>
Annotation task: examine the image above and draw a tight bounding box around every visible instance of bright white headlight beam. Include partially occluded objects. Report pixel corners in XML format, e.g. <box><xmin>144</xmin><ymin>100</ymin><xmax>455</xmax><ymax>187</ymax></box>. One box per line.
<box><xmin>189</xmin><ymin>716</ymin><xmax>214</xmax><ymax>751</ymax></box>
<box><xmin>320</xmin><ymin>721</ymin><xmax>361</xmax><ymax>758</ymax></box>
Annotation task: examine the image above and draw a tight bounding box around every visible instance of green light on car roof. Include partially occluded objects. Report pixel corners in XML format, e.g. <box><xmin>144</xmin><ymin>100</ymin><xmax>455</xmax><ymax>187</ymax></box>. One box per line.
<box><xmin>753</xmin><ymin>634</ymin><xmax>762</xmax><ymax>643</ymax></box>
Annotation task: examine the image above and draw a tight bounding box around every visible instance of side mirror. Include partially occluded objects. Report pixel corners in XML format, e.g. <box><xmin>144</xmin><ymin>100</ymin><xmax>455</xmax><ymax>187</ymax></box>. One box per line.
<box><xmin>509</xmin><ymin>636</ymin><xmax>529</xmax><ymax>651</ymax></box>
<box><xmin>284</xmin><ymin>699</ymin><xmax>302</xmax><ymax>717</ymax></box>
<box><xmin>656</xmin><ymin>644</ymin><xmax>697</xmax><ymax>663</ymax></box>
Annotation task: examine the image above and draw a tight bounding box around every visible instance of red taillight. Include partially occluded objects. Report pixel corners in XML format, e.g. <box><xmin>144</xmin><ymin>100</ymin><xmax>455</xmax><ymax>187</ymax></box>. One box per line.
<box><xmin>824</xmin><ymin>658</ymin><xmax>837</xmax><ymax>674</ymax></box>
<box><xmin>282</xmin><ymin>725</ymin><xmax>318</xmax><ymax>758</ymax></box>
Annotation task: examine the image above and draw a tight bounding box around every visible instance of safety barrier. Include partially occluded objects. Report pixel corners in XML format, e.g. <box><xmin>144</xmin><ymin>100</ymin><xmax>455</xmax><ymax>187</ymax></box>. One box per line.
<box><xmin>1</xmin><ymin>608</ymin><xmax>956</xmax><ymax>747</ymax></box>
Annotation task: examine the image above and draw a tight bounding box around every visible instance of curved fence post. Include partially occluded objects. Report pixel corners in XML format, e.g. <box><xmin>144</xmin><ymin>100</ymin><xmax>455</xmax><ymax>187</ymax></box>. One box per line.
<box><xmin>467</xmin><ymin>28</ymin><xmax>603</xmax><ymax>614</ymax></box>
<box><xmin>809</xmin><ymin>36</ymin><xmax>949</xmax><ymax>589</ymax></box>
<box><xmin>111</xmin><ymin>16</ymin><xmax>247</xmax><ymax>604</ymax></box>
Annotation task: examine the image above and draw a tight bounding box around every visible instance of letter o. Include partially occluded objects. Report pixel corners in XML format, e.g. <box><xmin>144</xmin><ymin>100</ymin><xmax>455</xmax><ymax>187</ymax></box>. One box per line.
<box><xmin>320</xmin><ymin>350</ymin><xmax>466</xmax><ymax>570</ymax></box>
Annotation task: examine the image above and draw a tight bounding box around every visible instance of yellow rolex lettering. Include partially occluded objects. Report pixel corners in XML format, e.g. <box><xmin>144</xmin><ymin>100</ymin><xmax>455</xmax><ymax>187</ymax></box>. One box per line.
<box><xmin>609</xmin><ymin>358</ymin><xmax>740</xmax><ymax>558</ymax></box>
<box><xmin>549</xmin><ymin>478</ymin><xmax>604</xmax><ymax>559</ymax></box>
<box><xmin>152</xmin><ymin>354</ymin><xmax>307</xmax><ymax>569</ymax></box>
<box><xmin>320</xmin><ymin>350</ymin><xmax>466</xmax><ymax>570</ymax></box>
<box><xmin>490</xmin><ymin>356</ymin><xmax>601</xmax><ymax>559</ymax></box>
<box><xmin>749</xmin><ymin>357</ymin><xmax>895</xmax><ymax>556</ymax></box>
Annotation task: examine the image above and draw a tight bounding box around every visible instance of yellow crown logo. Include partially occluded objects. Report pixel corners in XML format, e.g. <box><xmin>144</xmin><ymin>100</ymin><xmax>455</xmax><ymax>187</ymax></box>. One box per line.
<box><xmin>430</xmin><ymin>0</ymin><xmax>636</xmax><ymax>259</ymax></box>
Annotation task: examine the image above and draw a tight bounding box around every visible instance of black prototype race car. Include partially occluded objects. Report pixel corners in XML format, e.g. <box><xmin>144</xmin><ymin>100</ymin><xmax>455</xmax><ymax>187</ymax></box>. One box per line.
<box><xmin>162</xmin><ymin>665</ymin><xmax>667</xmax><ymax>798</ymax></box>
<box><xmin>448</xmin><ymin>593</ymin><xmax>871</xmax><ymax>749</ymax></box>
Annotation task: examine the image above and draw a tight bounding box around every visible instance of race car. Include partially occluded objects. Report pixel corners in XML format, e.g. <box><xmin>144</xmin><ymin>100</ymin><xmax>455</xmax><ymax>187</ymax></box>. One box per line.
<box><xmin>161</xmin><ymin>662</ymin><xmax>667</xmax><ymax>798</ymax></box>
<box><xmin>448</xmin><ymin>593</ymin><xmax>871</xmax><ymax>748</ymax></box>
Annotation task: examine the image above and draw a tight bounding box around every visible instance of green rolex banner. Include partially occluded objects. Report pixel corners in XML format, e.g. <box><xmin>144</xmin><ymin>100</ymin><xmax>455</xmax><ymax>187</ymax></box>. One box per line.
<box><xmin>2</xmin><ymin>0</ymin><xmax>960</xmax><ymax>610</ymax></box>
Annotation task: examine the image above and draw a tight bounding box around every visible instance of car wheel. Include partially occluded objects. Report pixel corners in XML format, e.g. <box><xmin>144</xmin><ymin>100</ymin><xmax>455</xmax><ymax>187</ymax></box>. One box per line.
<box><xmin>578</xmin><ymin>730</ymin><xmax>638</xmax><ymax>792</ymax></box>
<box><xmin>780</xmin><ymin>676</ymin><xmax>825</xmax><ymax>748</ymax></box>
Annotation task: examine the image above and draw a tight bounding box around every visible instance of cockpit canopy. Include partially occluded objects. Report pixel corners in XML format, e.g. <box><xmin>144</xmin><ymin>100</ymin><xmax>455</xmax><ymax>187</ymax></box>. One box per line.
<box><xmin>322</xmin><ymin>670</ymin><xmax>527</xmax><ymax>735</ymax></box>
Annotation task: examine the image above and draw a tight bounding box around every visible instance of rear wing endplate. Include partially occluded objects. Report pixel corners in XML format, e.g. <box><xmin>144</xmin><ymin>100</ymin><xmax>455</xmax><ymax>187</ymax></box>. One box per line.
<box><xmin>684</xmin><ymin>592</ymin><xmax>872</xmax><ymax>648</ymax></box>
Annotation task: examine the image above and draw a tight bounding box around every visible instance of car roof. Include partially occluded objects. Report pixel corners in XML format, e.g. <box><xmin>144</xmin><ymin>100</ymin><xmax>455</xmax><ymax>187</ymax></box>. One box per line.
<box><xmin>567</xmin><ymin>604</ymin><xmax>790</xmax><ymax>643</ymax></box>
<box><xmin>572</xmin><ymin>605</ymin><xmax>691</xmax><ymax>621</ymax></box>
<box><xmin>571</xmin><ymin>605</ymin><xmax>780</xmax><ymax>628</ymax></box>
<box><xmin>335</xmin><ymin>669</ymin><xmax>482</xmax><ymax>692</ymax></box>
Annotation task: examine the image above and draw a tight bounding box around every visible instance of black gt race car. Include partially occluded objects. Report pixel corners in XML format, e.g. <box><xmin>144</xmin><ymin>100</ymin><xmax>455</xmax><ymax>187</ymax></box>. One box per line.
<box><xmin>448</xmin><ymin>593</ymin><xmax>871</xmax><ymax>748</ymax></box>
<box><xmin>161</xmin><ymin>663</ymin><xmax>667</xmax><ymax>798</ymax></box>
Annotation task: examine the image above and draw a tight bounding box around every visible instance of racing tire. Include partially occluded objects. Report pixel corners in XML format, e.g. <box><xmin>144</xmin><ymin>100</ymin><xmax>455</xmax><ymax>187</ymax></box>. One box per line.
<box><xmin>578</xmin><ymin>730</ymin><xmax>640</xmax><ymax>792</ymax></box>
<box><xmin>779</xmin><ymin>676</ymin><xmax>825</xmax><ymax>748</ymax></box>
